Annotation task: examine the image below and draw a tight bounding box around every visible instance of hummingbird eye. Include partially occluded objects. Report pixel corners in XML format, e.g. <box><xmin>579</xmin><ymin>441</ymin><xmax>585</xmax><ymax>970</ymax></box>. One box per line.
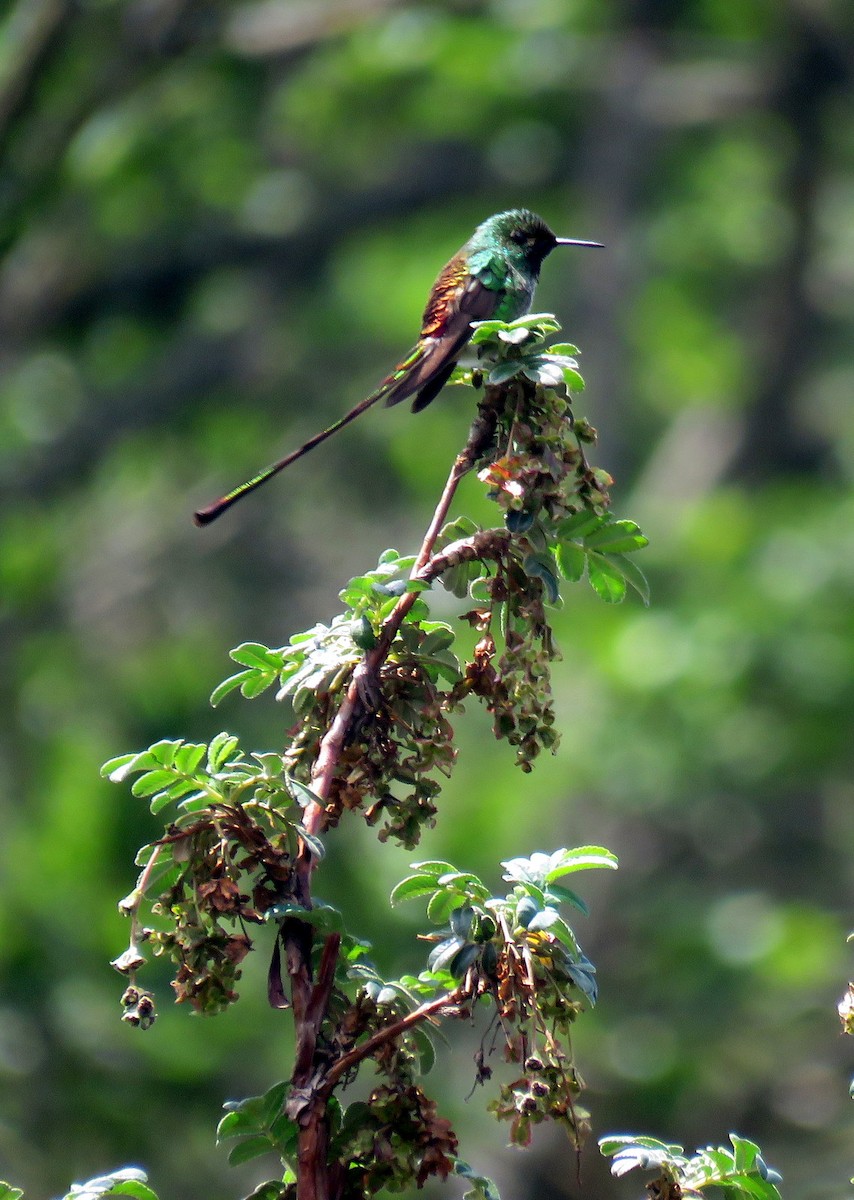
<box><xmin>510</xmin><ymin>229</ymin><xmax>529</xmax><ymax>245</ymax></box>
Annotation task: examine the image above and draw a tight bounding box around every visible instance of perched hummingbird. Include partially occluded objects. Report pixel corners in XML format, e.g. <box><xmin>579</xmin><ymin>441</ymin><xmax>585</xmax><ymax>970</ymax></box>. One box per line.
<box><xmin>194</xmin><ymin>209</ymin><xmax>602</xmax><ymax>525</ymax></box>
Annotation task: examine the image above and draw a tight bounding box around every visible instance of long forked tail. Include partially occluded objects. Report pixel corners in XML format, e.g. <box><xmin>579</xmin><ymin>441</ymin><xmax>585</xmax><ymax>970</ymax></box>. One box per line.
<box><xmin>193</xmin><ymin>387</ymin><xmax>387</xmax><ymax>526</ymax></box>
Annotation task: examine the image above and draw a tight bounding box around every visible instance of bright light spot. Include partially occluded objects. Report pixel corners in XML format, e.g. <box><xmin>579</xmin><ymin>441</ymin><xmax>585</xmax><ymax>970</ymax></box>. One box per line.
<box><xmin>607</xmin><ymin>1015</ymin><xmax>678</xmax><ymax>1082</ymax></box>
<box><xmin>706</xmin><ymin>892</ymin><xmax>783</xmax><ymax>965</ymax></box>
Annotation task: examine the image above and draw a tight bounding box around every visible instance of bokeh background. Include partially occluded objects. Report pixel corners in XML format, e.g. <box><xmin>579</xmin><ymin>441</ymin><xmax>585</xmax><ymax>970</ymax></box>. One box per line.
<box><xmin>1</xmin><ymin>1</ymin><xmax>853</xmax><ymax>1198</ymax></box>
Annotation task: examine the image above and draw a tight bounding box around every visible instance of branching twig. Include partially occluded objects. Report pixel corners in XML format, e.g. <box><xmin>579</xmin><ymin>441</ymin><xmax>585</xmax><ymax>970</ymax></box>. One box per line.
<box><xmin>284</xmin><ymin>392</ymin><xmax>502</xmax><ymax>1200</ymax></box>
<box><xmin>324</xmin><ymin>989</ymin><xmax>463</xmax><ymax>1095</ymax></box>
<box><xmin>306</xmin><ymin>392</ymin><xmax>502</xmax><ymax>830</ymax></box>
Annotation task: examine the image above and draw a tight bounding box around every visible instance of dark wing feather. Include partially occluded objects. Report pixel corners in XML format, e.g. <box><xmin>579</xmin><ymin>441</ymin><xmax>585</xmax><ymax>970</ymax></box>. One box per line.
<box><xmin>382</xmin><ymin>270</ymin><xmax>501</xmax><ymax>411</ymax></box>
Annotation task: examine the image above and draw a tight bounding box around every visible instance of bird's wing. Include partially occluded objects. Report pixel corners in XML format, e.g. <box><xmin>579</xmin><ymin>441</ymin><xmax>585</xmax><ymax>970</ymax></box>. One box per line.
<box><xmin>381</xmin><ymin>254</ymin><xmax>504</xmax><ymax>410</ymax></box>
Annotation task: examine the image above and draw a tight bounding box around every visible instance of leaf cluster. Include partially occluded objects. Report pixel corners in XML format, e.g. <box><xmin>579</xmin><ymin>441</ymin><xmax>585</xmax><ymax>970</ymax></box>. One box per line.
<box><xmin>600</xmin><ymin>1134</ymin><xmax>783</xmax><ymax>1200</ymax></box>
<box><xmin>103</xmin><ymin>734</ymin><xmax>323</xmax><ymax>1016</ymax></box>
<box><xmin>0</xmin><ymin>1171</ymin><xmax>160</xmax><ymax>1200</ymax></box>
<box><xmin>207</xmin><ymin>550</ymin><xmax>460</xmax><ymax>847</ymax></box>
<box><xmin>391</xmin><ymin>849</ymin><xmax>617</xmax><ymax>1148</ymax></box>
<box><xmin>97</xmin><ymin>318</ymin><xmax>654</xmax><ymax>1200</ymax></box>
<box><xmin>175</xmin><ymin>320</ymin><xmax>648</xmax><ymax>826</ymax></box>
<box><xmin>205</xmin><ymin>951</ymin><xmax>451</xmax><ymax>1197</ymax></box>
<box><xmin>191</xmin><ymin>846</ymin><xmax>618</xmax><ymax>1198</ymax></box>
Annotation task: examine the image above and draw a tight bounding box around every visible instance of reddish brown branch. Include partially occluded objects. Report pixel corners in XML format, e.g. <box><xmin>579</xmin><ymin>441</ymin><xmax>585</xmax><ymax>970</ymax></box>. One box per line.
<box><xmin>288</xmin><ymin>932</ymin><xmax>343</xmax><ymax>1200</ymax></box>
<box><xmin>287</xmin><ymin>392</ymin><xmax>502</xmax><ymax>1200</ymax></box>
<box><xmin>306</xmin><ymin>393</ymin><xmax>502</xmax><ymax>828</ymax></box>
<box><xmin>324</xmin><ymin>989</ymin><xmax>463</xmax><ymax>1094</ymax></box>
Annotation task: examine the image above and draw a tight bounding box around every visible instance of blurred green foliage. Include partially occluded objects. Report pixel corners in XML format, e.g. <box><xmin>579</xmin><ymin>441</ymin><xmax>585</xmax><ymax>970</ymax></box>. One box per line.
<box><xmin>0</xmin><ymin>1</ymin><xmax>853</xmax><ymax>1199</ymax></box>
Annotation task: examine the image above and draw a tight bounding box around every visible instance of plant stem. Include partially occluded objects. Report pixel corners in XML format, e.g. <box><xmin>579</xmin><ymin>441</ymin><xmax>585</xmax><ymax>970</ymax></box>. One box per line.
<box><xmin>289</xmin><ymin>391</ymin><xmax>502</xmax><ymax>1200</ymax></box>
<box><xmin>324</xmin><ymin>990</ymin><xmax>461</xmax><ymax>1093</ymax></box>
<box><xmin>306</xmin><ymin>391</ymin><xmax>502</xmax><ymax>827</ymax></box>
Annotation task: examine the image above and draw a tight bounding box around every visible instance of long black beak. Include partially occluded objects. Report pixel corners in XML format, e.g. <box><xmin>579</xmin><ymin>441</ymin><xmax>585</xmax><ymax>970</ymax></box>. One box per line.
<box><xmin>555</xmin><ymin>237</ymin><xmax>605</xmax><ymax>248</ymax></box>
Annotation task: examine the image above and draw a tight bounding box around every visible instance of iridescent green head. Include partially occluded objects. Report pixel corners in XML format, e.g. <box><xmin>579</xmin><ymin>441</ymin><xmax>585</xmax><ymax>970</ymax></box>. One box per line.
<box><xmin>475</xmin><ymin>208</ymin><xmax>603</xmax><ymax>276</ymax></box>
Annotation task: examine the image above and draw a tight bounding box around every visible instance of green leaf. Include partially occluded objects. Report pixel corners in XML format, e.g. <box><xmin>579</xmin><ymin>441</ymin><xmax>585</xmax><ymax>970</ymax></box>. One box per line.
<box><xmin>101</xmin><ymin>753</ymin><xmax>137</xmax><ymax>782</ymax></box>
<box><xmin>390</xmin><ymin>875</ymin><xmax>439</xmax><ymax>906</ymax></box>
<box><xmin>584</xmin><ymin>519</ymin><xmax>648</xmax><ymax>553</ymax></box>
<box><xmin>449</xmin><ymin>942</ymin><xmax>481</xmax><ymax>978</ymax></box>
<box><xmin>609</xmin><ymin>552</ymin><xmax>651</xmax><ymax>605</ymax></box>
<box><xmin>173</xmin><ymin>742</ymin><xmax>206</xmax><ymax>773</ymax></box>
<box><xmin>469</xmin><ymin>320</ymin><xmax>507</xmax><ymax>342</ymax></box>
<box><xmin>469</xmin><ymin>575</ymin><xmax>493</xmax><ymax>602</ymax></box>
<box><xmin>522</xmin><ymin>553</ymin><xmax>560</xmax><ymax>603</ymax></box>
<box><xmin>441</xmin><ymin>562</ymin><xmax>477</xmax><ymax>598</ymax></box>
<box><xmin>428</xmin><ymin>652</ymin><xmax>462</xmax><ymax>684</ymax></box>
<box><xmin>265</xmin><ymin>902</ymin><xmax>342</xmax><ymax>933</ymax></box>
<box><xmin>311</xmin><ymin>904</ymin><xmax>347</xmax><ymax>934</ymax></box>
<box><xmin>339</xmin><ymin>575</ymin><xmax>380</xmax><ymax>607</ymax></box>
<box><xmin>269</xmin><ymin>1111</ymin><xmax>299</xmax><ymax>1154</ymax></box>
<box><xmin>437</xmin><ymin>871</ymin><xmax>488</xmax><ymax>896</ymax></box>
<box><xmin>229</xmin><ymin>642</ymin><xmax>283</xmax><ymax>669</ymax></box>
<box><xmin>449</xmin><ymin>904</ymin><xmax>475</xmax><ymax>939</ymax></box>
<box><xmin>228</xmin><ymin>1136</ymin><xmax>274</xmax><ymax>1166</ymax></box>
<box><xmin>487</xmin><ymin>361</ymin><xmax>523</xmax><ymax>385</ymax></box>
<box><xmin>508</xmin><ymin>312</ymin><xmax>560</xmax><ymax>331</ymax></box>
<box><xmin>514</xmin><ymin>895</ymin><xmax>540</xmax><ymax>928</ymax></box>
<box><xmin>411</xmin><ymin>1025</ymin><xmax>436</xmax><ymax>1074</ymax></box>
<box><xmin>149</xmin><ymin>778</ymin><xmax>206</xmax><ymax>814</ymax></box>
<box><xmin>102</xmin><ymin>1183</ymin><xmax>158</xmax><ymax>1200</ymax></box>
<box><xmin>428</xmin><ymin>936</ymin><xmax>464</xmax><ymax>973</ymax></box>
<box><xmin>240</xmin><ymin>671</ymin><xmax>280</xmax><ymax>699</ymax></box>
<box><xmin>557</xmin><ymin>511</ymin><xmax>606</xmax><ymax>539</ymax></box>
<box><xmin>532</xmin><ymin>910</ymin><xmax>580</xmax><ymax>955</ymax></box>
<box><xmin>222</xmin><ymin>1093</ymin><xmax>271</xmax><ymax>1119</ymax></box>
<box><xmin>733</xmin><ymin>1178</ymin><xmax>782</xmax><ymax>1200</ymax></box>
<box><xmin>587</xmin><ymin>553</ymin><xmax>628</xmax><ymax>603</ymax></box>
<box><xmin>284</xmin><ymin>775</ymin><xmax>321</xmax><ymax>809</ymax></box>
<box><xmin>524</xmin><ymin>905</ymin><xmax>557</xmax><ymax>930</ymax></box>
<box><xmin>208</xmin><ymin>732</ymin><xmax>240</xmax><ymax>771</ymax></box>
<box><xmin>0</xmin><ymin>1186</ymin><xmax>24</xmax><ymax>1200</ymax></box>
<box><xmin>501</xmin><ymin>856</ymin><xmax>546</xmax><ymax>888</ymax></box>
<box><xmin>497</xmin><ymin>327</ymin><xmax>530</xmax><ymax>345</ymax></box>
<box><xmin>730</xmin><ymin>1135</ymin><xmax>761</xmax><ymax>1174</ymax></box>
<box><xmin>217</xmin><ymin>1109</ymin><xmax>263</xmax><ymax>1142</ymax></box>
<box><xmin>420</xmin><ymin>627</ymin><xmax>455</xmax><ymax>655</ymax></box>
<box><xmin>453</xmin><ymin>1161</ymin><xmax>502</xmax><ymax>1200</ymax></box>
<box><xmin>697</xmin><ymin>1148</ymin><xmax>737</xmax><ymax>1177</ymax></box>
<box><xmin>523</xmin><ymin>362</ymin><xmax>565</xmax><ymax>388</ymax></box>
<box><xmin>505</xmin><ymin>508</ymin><xmax>535</xmax><ymax>534</ymax></box>
<box><xmin>209</xmin><ymin>672</ymin><xmax>249</xmax><ymax>706</ymax></box>
<box><xmin>426</xmin><ymin>888</ymin><xmax>465</xmax><ymax>924</ymax></box>
<box><xmin>721</xmin><ymin>1179</ymin><xmax>782</xmax><ymax>1200</ymax></box>
<box><xmin>350</xmin><ymin>614</ymin><xmax>377</xmax><ymax>649</ymax></box>
<box><xmin>599</xmin><ymin>1135</ymin><xmax>683</xmax><ymax>1157</ymax></box>
<box><xmin>245</xmin><ymin>1184</ymin><xmax>288</xmax><ymax>1200</ymax></box>
<box><xmin>410</xmin><ymin>860</ymin><xmax>457</xmax><ymax>877</ymax></box>
<box><xmin>609</xmin><ymin>1148</ymin><xmax>672</xmax><ymax>1177</ymax></box>
<box><xmin>545</xmin><ymin>883</ymin><xmax>589</xmax><ymax>914</ymax></box>
<box><xmin>545</xmin><ymin>846</ymin><xmax>619</xmax><ymax>877</ymax></box>
<box><xmin>403</xmin><ymin>597</ymin><xmax>430</xmax><ymax>623</ymax></box>
<box><xmin>62</xmin><ymin>1170</ymin><xmax>158</xmax><ymax>1200</ymax></box>
<box><xmin>440</xmin><ymin>516</ymin><xmax>481</xmax><ymax>542</ymax></box>
<box><xmin>565</xmin><ymin>954</ymin><xmax>598</xmax><ymax>1004</ymax></box>
<box><xmin>555</xmin><ymin>541</ymin><xmax>585</xmax><ymax>582</ymax></box>
<box><xmin>294</xmin><ymin>826</ymin><xmax>325</xmax><ymax>860</ymax></box>
<box><xmin>130</xmin><ymin>770</ymin><xmax>179</xmax><ymax>798</ymax></box>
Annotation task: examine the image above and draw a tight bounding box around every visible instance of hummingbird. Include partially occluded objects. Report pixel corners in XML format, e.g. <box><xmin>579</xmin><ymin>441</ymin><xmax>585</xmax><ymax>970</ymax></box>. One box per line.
<box><xmin>194</xmin><ymin>209</ymin><xmax>602</xmax><ymax>525</ymax></box>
